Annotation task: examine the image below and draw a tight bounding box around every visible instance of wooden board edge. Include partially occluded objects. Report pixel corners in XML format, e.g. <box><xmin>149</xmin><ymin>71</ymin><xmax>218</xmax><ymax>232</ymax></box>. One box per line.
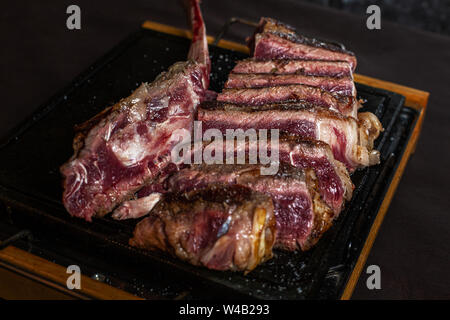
<box><xmin>0</xmin><ymin>246</ymin><xmax>142</xmax><ymax>300</ymax></box>
<box><xmin>141</xmin><ymin>21</ymin><xmax>250</xmax><ymax>53</ymax></box>
<box><xmin>354</xmin><ymin>74</ymin><xmax>429</xmax><ymax>111</ymax></box>
<box><xmin>340</xmin><ymin>106</ymin><xmax>425</xmax><ymax>299</ymax></box>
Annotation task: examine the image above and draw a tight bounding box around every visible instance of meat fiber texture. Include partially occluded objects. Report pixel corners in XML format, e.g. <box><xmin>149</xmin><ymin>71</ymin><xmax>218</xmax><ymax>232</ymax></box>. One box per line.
<box><xmin>130</xmin><ymin>185</ymin><xmax>276</xmax><ymax>272</ymax></box>
<box><xmin>225</xmin><ymin>73</ymin><xmax>356</xmax><ymax>97</ymax></box>
<box><xmin>60</xmin><ymin>0</ymin><xmax>210</xmax><ymax>221</ymax></box>
<box><xmin>232</xmin><ymin>59</ymin><xmax>353</xmax><ymax>78</ymax></box>
<box><xmin>217</xmin><ymin>85</ymin><xmax>358</xmax><ymax>119</ymax></box>
<box><xmin>198</xmin><ymin>102</ymin><xmax>382</xmax><ymax>172</ymax></box>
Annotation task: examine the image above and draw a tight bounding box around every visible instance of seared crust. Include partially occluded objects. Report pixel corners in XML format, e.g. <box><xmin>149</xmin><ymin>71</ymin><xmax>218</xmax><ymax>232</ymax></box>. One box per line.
<box><xmin>302</xmin><ymin>169</ymin><xmax>335</xmax><ymax>250</ymax></box>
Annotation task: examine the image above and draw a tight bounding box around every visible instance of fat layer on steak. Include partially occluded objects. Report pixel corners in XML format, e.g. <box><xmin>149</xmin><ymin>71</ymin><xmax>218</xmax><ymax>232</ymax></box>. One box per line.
<box><xmin>129</xmin><ymin>185</ymin><xmax>276</xmax><ymax>272</ymax></box>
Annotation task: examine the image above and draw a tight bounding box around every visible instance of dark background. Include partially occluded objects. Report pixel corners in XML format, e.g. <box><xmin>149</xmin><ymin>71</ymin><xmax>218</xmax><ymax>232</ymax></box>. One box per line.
<box><xmin>305</xmin><ymin>0</ymin><xmax>450</xmax><ymax>36</ymax></box>
<box><xmin>1</xmin><ymin>0</ymin><xmax>449</xmax><ymax>299</ymax></box>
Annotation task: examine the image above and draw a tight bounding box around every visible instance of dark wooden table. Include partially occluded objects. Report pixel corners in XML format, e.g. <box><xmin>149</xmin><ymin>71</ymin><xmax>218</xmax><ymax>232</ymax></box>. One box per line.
<box><xmin>1</xmin><ymin>0</ymin><xmax>449</xmax><ymax>299</ymax></box>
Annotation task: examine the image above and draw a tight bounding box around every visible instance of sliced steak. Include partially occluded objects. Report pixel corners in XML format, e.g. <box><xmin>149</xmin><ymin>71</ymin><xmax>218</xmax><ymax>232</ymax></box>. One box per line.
<box><xmin>225</xmin><ymin>73</ymin><xmax>355</xmax><ymax>97</ymax></box>
<box><xmin>217</xmin><ymin>85</ymin><xmax>359</xmax><ymax>118</ymax></box>
<box><xmin>60</xmin><ymin>0</ymin><xmax>210</xmax><ymax>221</ymax></box>
<box><xmin>197</xmin><ymin>102</ymin><xmax>382</xmax><ymax>171</ymax></box>
<box><xmin>232</xmin><ymin>59</ymin><xmax>352</xmax><ymax>78</ymax></box>
<box><xmin>167</xmin><ymin>164</ymin><xmax>334</xmax><ymax>251</ymax></box>
<box><xmin>130</xmin><ymin>185</ymin><xmax>276</xmax><ymax>272</ymax></box>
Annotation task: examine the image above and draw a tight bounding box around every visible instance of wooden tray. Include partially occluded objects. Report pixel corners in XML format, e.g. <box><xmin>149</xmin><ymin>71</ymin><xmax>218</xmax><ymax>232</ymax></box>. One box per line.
<box><xmin>0</xmin><ymin>21</ymin><xmax>428</xmax><ymax>300</ymax></box>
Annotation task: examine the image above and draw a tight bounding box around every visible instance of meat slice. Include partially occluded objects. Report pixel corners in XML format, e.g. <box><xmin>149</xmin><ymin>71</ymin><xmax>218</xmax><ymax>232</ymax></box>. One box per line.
<box><xmin>249</xmin><ymin>18</ymin><xmax>357</xmax><ymax>71</ymax></box>
<box><xmin>167</xmin><ymin>164</ymin><xmax>334</xmax><ymax>251</ymax></box>
<box><xmin>231</xmin><ymin>59</ymin><xmax>353</xmax><ymax>78</ymax></box>
<box><xmin>130</xmin><ymin>185</ymin><xmax>276</xmax><ymax>272</ymax></box>
<box><xmin>225</xmin><ymin>73</ymin><xmax>356</xmax><ymax>97</ymax></box>
<box><xmin>217</xmin><ymin>85</ymin><xmax>359</xmax><ymax>118</ymax></box>
<box><xmin>197</xmin><ymin>102</ymin><xmax>383</xmax><ymax>171</ymax></box>
<box><xmin>60</xmin><ymin>0</ymin><xmax>210</xmax><ymax>221</ymax></box>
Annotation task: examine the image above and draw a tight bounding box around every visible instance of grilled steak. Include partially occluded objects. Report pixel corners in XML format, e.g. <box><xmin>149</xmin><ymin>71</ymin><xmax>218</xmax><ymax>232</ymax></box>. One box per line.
<box><xmin>225</xmin><ymin>73</ymin><xmax>356</xmax><ymax>97</ymax></box>
<box><xmin>232</xmin><ymin>59</ymin><xmax>353</xmax><ymax>78</ymax></box>
<box><xmin>130</xmin><ymin>185</ymin><xmax>276</xmax><ymax>272</ymax></box>
<box><xmin>249</xmin><ymin>18</ymin><xmax>357</xmax><ymax>71</ymax></box>
<box><xmin>167</xmin><ymin>164</ymin><xmax>334</xmax><ymax>251</ymax></box>
<box><xmin>60</xmin><ymin>0</ymin><xmax>210</xmax><ymax>221</ymax></box>
<box><xmin>217</xmin><ymin>85</ymin><xmax>358</xmax><ymax>118</ymax></box>
<box><xmin>197</xmin><ymin>102</ymin><xmax>382</xmax><ymax>171</ymax></box>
